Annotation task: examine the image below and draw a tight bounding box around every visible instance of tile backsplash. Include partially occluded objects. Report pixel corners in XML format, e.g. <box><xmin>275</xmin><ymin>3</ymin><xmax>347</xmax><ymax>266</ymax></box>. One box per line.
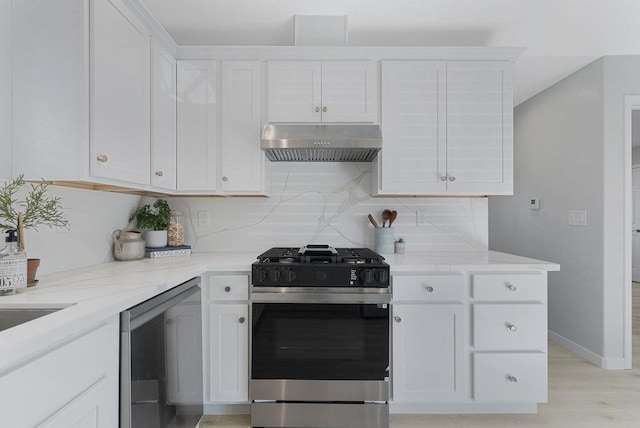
<box><xmin>169</xmin><ymin>162</ymin><xmax>488</xmax><ymax>253</ymax></box>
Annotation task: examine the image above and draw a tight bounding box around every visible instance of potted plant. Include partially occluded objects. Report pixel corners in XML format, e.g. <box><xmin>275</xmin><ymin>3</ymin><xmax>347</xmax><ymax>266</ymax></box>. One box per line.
<box><xmin>131</xmin><ymin>199</ymin><xmax>171</xmax><ymax>248</ymax></box>
<box><xmin>0</xmin><ymin>175</ymin><xmax>70</xmax><ymax>284</ymax></box>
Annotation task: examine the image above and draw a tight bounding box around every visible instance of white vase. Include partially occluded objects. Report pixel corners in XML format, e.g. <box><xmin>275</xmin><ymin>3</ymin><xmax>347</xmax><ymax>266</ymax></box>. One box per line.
<box><xmin>144</xmin><ymin>230</ymin><xmax>167</xmax><ymax>248</ymax></box>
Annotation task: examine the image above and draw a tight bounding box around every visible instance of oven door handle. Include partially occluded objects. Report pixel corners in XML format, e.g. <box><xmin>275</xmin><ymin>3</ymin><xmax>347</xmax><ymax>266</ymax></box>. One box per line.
<box><xmin>250</xmin><ymin>291</ymin><xmax>390</xmax><ymax>304</ymax></box>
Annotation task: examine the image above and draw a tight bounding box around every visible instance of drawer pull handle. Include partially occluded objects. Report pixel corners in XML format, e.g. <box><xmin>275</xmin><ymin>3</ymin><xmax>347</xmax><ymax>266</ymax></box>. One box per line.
<box><xmin>224</xmin><ymin>286</ymin><xmax>231</xmax><ymax>292</ymax></box>
<box><xmin>394</xmin><ymin>316</ymin><xmax>402</xmax><ymax>323</ymax></box>
<box><xmin>96</xmin><ymin>154</ymin><xmax>109</xmax><ymax>163</ymax></box>
<box><xmin>507</xmin><ymin>284</ymin><xmax>517</xmax><ymax>291</ymax></box>
<box><xmin>507</xmin><ymin>375</ymin><xmax>518</xmax><ymax>383</ymax></box>
<box><xmin>155</xmin><ymin>170</ymin><xmax>164</xmax><ymax>177</ymax></box>
<box><xmin>440</xmin><ymin>176</ymin><xmax>448</xmax><ymax>182</ymax></box>
<box><xmin>315</xmin><ymin>106</ymin><xmax>321</xmax><ymax>113</ymax></box>
<box><xmin>425</xmin><ymin>286</ymin><xmax>434</xmax><ymax>293</ymax></box>
<box><xmin>507</xmin><ymin>323</ymin><xmax>518</xmax><ymax>332</ymax></box>
<box><xmin>239</xmin><ymin>317</ymin><xmax>246</xmax><ymax>324</ymax></box>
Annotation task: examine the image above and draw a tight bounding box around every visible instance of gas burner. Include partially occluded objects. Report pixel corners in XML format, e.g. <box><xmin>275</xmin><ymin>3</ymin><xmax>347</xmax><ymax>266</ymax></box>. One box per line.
<box><xmin>344</xmin><ymin>259</ymin><xmax>366</xmax><ymax>264</ymax></box>
<box><xmin>279</xmin><ymin>258</ymin><xmax>295</xmax><ymax>264</ymax></box>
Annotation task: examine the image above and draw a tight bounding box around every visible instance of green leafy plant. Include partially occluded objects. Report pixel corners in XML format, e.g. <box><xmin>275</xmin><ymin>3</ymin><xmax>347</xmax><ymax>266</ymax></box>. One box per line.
<box><xmin>131</xmin><ymin>199</ymin><xmax>170</xmax><ymax>231</ymax></box>
<box><xmin>0</xmin><ymin>175</ymin><xmax>69</xmax><ymax>232</ymax></box>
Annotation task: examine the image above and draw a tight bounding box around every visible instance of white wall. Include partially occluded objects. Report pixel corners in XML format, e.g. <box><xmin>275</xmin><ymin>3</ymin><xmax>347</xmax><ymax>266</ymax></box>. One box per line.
<box><xmin>0</xmin><ymin>0</ymin><xmax>11</xmax><ymax>178</ymax></box>
<box><xmin>601</xmin><ymin>56</ymin><xmax>640</xmax><ymax>364</ymax></box>
<box><xmin>169</xmin><ymin>162</ymin><xmax>488</xmax><ymax>253</ymax></box>
<box><xmin>490</xmin><ymin>56</ymin><xmax>640</xmax><ymax>367</ymax></box>
<box><xmin>7</xmin><ymin>184</ymin><xmax>142</xmax><ymax>275</ymax></box>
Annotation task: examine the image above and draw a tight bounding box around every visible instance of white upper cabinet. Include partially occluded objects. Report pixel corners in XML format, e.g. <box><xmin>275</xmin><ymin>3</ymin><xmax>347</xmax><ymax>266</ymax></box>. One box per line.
<box><xmin>445</xmin><ymin>62</ymin><xmax>513</xmax><ymax>194</ymax></box>
<box><xmin>267</xmin><ymin>61</ymin><xmax>377</xmax><ymax>123</ymax></box>
<box><xmin>176</xmin><ymin>60</ymin><xmax>265</xmax><ymax>194</ymax></box>
<box><xmin>12</xmin><ymin>0</ymin><xmax>154</xmax><ymax>188</ymax></box>
<box><xmin>379</xmin><ymin>61</ymin><xmax>447</xmax><ymax>194</ymax></box>
<box><xmin>220</xmin><ymin>61</ymin><xmax>264</xmax><ymax>194</ymax></box>
<box><xmin>151</xmin><ymin>40</ymin><xmax>177</xmax><ymax>190</ymax></box>
<box><xmin>374</xmin><ymin>60</ymin><xmax>513</xmax><ymax>196</ymax></box>
<box><xmin>177</xmin><ymin>60</ymin><xmax>218</xmax><ymax>191</ymax></box>
<box><xmin>90</xmin><ymin>0</ymin><xmax>150</xmax><ymax>185</ymax></box>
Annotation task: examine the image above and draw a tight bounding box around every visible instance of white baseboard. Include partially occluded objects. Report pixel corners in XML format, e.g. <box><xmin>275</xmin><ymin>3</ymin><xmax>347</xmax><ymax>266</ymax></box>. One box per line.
<box><xmin>390</xmin><ymin>403</ymin><xmax>537</xmax><ymax>414</ymax></box>
<box><xmin>548</xmin><ymin>330</ymin><xmax>613</xmax><ymax>368</ymax></box>
<box><xmin>204</xmin><ymin>404</ymin><xmax>250</xmax><ymax>415</ymax></box>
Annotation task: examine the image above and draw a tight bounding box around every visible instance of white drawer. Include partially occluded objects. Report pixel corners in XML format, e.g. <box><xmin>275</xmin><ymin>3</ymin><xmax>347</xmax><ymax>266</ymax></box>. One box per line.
<box><xmin>393</xmin><ymin>274</ymin><xmax>465</xmax><ymax>302</ymax></box>
<box><xmin>471</xmin><ymin>273</ymin><xmax>546</xmax><ymax>302</ymax></box>
<box><xmin>209</xmin><ymin>275</ymin><xmax>249</xmax><ymax>301</ymax></box>
<box><xmin>474</xmin><ymin>352</ymin><xmax>547</xmax><ymax>403</ymax></box>
<box><xmin>473</xmin><ymin>304</ymin><xmax>546</xmax><ymax>350</ymax></box>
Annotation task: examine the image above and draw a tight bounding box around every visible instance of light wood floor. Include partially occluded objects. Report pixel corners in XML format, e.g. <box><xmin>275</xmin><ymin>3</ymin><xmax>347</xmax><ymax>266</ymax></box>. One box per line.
<box><xmin>202</xmin><ymin>283</ymin><xmax>640</xmax><ymax>427</ymax></box>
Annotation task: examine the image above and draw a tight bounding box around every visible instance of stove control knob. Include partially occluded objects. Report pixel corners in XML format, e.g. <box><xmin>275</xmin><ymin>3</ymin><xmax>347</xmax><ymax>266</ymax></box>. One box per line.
<box><xmin>315</xmin><ymin>271</ymin><xmax>327</xmax><ymax>281</ymax></box>
<box><xmin>375</xmin><ymin>269</ymin><xmax>389</xmax><ymax>285</ymax></box>
<box><xmin>269</xmin><ymin>269</ymin><xmax>281</xmax><ymax>283</ymax></box>
<box><xmin>254</xmin><ymin>268</ymin><xmax>268</xmax><ymax>283</ymax></box>
<box><xmin>360</xmin><ymin>269</ymin><xmax>374</xmax><ymax>285</ymax></box>
<box><xmin>283</xmin><ymin>268</ymin><xmax>296</xmax><ymax>284</ymax></box>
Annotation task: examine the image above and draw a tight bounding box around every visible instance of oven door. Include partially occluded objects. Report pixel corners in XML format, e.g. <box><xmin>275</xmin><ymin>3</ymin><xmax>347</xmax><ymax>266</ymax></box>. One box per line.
<box><xmin>251</xmin><ymin>289</ymin><xmax>389</xmax><ymax>398</ymax></box>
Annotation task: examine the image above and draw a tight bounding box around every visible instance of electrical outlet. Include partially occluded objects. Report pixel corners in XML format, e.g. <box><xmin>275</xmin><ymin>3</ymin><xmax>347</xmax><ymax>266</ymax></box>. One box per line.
<box><xmin>198</xmin><ymin>210</ymin><xmax>209</xmax><ymax>227</ymax></box>
<box><xmin>416</xmin><ymin>210</ymin><xmax>428</xmax><ymax>227</ymax></box>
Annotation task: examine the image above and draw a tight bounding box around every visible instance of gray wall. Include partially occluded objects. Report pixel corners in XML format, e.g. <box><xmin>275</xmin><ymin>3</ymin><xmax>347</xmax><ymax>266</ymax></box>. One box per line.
<box><xmin>0</xmin><ymin>0</ymin><xmax>10</xmax><ymax>178</ymax></box>
<box><xmin>490</xmin><ymin>56</ymin><xmax>640</xmax><ymax>367</ymax></box>
<box><xmin>490</xmin><ymin>58</ymin><xmax>606</xmax><ymax>361</ymax></box>
<box><xmin>633</xmin><ymin>146</ymin><xmax>640</xmax><ymax>165</ymax></box>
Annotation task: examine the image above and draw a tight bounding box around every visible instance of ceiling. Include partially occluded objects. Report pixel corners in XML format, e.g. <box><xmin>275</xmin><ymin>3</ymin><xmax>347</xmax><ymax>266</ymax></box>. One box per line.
<box><xmin>141</xmin><ymin>0</ymin><xmax>640</xmax><ymax>106</ymax></box>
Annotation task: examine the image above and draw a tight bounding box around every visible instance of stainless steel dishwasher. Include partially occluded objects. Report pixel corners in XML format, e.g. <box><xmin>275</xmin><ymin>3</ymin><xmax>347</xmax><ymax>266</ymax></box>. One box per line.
<box><xmin>120</xmin><ymin>277</ymin><xmax>203</xmax><ymax>428</ymax></box>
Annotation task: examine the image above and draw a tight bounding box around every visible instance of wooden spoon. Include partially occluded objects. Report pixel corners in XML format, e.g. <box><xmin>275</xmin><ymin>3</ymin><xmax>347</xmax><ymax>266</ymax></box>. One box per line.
<box><xmin>368</xmin><ymin>213</ymin><xmax>379</xmax><ymax>228</ymax></box>
<box><xmin>388</xmin><ymin>210</ymin><xmax>398</xmax><ymax>227</ymax></box>
<box><xmin>381</xmin><ymin>209</ymin><xmax>391</xmax><ymax>227</ymax></box>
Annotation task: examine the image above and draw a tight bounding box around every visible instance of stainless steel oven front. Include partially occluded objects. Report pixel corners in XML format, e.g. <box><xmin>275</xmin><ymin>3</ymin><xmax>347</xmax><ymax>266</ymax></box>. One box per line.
<box><xmin>250</xmin><ymin>287</ymin><xmax>390</xmax><ymax>428</ymax></box>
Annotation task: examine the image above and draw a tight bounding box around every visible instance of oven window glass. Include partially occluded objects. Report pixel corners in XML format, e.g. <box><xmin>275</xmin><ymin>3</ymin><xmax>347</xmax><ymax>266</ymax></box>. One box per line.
<box><xmin>252</xmin><ymin>303</ymin><xmax>389</xmax><ymax>380</ymax></box>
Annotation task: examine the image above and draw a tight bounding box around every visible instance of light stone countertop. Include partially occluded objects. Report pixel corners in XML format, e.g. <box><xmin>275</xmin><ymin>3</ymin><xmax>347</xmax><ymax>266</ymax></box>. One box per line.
<box><xmin>0</xmin><ymin>250</ymin><xmax>558</xmax><ymax>373</ymax></box>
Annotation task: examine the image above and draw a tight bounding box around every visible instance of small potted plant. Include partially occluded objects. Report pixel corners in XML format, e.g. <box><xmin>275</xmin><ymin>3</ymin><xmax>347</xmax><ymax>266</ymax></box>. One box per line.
<box><xmin>131</xmin><ymin>199</ymin><xmax>171</xmax><ymax>248</ymax></box>
<box><xmin>0</xmin><ymin>175</ymin><xmax>70</xmax><ymax>284</ymax></box>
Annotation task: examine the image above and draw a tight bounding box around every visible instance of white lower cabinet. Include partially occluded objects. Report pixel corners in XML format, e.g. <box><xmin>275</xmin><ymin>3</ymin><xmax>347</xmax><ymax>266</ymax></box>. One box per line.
<box><xmin>0</xmin><ymin>316</ymin><xmax>119</xmax><ymax>427</ymax></box>
<box><xmin>392</xmin><ymin>304</ymin><xmax>465</xmax><ymax>402</ymax></box>
<box><xmin>391</xmin><ymin>270</ymin><xmax>549</xmax><ymax>411</ymax></box>
<box><xmin>204</xmin><ymin>274</ymin><xmax>250</xmax><ymax>404</ymax></box>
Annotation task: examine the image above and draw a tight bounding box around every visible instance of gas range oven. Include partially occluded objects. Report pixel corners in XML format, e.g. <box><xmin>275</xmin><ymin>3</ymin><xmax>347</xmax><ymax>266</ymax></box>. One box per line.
<box><xmin>250</xmin><ymin>245</ymin><xmax>390</xmax><ymax>428</ymax></box>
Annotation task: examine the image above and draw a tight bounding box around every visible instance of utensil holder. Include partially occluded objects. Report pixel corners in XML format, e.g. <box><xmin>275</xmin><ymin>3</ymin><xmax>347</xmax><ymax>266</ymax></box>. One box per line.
<box><xmin>374</xmin><ymin>228</ymin><xmax>395</xmax><ymax>254</ymax></box>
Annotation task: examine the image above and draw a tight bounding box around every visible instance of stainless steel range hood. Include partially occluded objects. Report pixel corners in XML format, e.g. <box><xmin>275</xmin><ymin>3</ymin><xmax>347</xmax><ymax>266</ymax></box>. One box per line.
<box><xmin>261</xmin><ymin>124</ymin><xmax>383</xmax><ymax>162</ymax></box>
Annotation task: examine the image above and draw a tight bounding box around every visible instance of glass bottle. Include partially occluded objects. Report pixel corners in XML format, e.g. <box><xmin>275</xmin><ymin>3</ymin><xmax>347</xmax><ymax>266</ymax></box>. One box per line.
<box><xmin>0</xmin><ymin>230</ymin><xmax>28</xmax><ymax>295</ymax></box>
<box><xmin>167</xmin><ymin>210</ymin><xmax>184</xmax><ymax>246</ymax></box>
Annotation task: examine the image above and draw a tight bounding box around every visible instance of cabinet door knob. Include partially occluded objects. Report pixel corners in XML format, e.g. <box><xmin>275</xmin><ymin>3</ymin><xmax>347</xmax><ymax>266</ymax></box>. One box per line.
<box><xmin>239</xmin><ymin>317</ymin><xmax>246</xmax><ymax>324</ymax></box>
<box><xmin>96</xmin><ymin>154</ymin><xmax>109</xmax><ymax>163</ymax></box>
<box><xmin>222</xmin><ymin>176</ymin><xmax>228</xmax><ymax>182</ymax></box>
<box><xmin>155</xmin><ymin>170</ymin><xmax>164</xmax><ymax>177</ymax></box>
<box><xmin>449</xmin><ymin>176</ymin><xmax>456</xmax><ymax>182</ymax></box>
<box><xmin>507</xmin><ymin>284</ymin><xmax>517</xmax><ymax>291</ymax></box>
<box><xmin>507</xmin><ymin>323</ymin><xmax>518</xmax><ymax>332</ymax></box>
<box><xmin>322</xmin><ymin>106</ymin><xmax>328</xmax><ymax>112</ymax></box>
<box><xmin>440</xmin><ymin>176</ymin><xmax>448</xmax><ymax>181</ymax></box>
<box><xmin>394</xmin><ymin>316</ymin><xmax>402</xmax><ymax>323</ymax></box>
<box><xmin>507</xmin><ymin>375</ymin><xmax>518</xmax><ymax>383</ymax></box>
<box><xmin>224</xmin><ymin>286</ymin><xmax>231</xmax><ymax>292</ymax></box>
<box><xmin>425</xmin><ymin>285</ymin><xmax>434</xmax><ymax>293</ymax></box>
<box><xmin>315</xmin><ymin>106</ymin><xmax>321</xmax><ymax>113</ymax></box>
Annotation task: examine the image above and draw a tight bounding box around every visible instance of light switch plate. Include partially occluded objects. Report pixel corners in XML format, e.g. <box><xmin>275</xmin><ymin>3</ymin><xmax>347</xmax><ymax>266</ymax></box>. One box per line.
<box><xmin>568</xmin><ymin>210</ymin><xmax>587</xmax><ymax>226</ymax></box>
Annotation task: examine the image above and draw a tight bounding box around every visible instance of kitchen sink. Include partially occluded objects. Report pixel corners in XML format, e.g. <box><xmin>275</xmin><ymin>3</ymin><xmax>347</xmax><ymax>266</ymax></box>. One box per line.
<box><xmin>0</xmin><ymin>306</ymin><xmax>69</xmax><ymax>332</ymax></box>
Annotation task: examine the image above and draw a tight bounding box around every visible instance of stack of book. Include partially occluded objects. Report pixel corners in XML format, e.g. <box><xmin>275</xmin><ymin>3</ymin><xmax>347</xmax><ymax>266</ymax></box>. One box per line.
<box><xmin>144</xmin><ymin>245</ymin><xmax>192</xmax><ymax>259</ymax></box>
